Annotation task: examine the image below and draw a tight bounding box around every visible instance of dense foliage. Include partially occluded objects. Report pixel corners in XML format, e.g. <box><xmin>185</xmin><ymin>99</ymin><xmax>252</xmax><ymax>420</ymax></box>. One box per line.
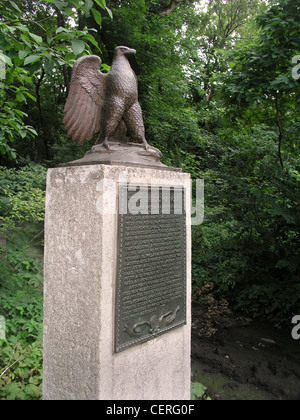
<box><xmin>0</xmin><ymin>166</ymin><xmax>45</xmax><ymax>399</ymax></box>
<box><xmin>0</xmin><ymin>0</ymin><xmax>299</xmax><ymax>399</ymax></box>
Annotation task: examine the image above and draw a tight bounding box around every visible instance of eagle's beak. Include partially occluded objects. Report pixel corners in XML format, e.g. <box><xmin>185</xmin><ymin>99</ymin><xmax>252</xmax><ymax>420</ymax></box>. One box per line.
<box><xmin>125</xmin><ymin>48</ymin><xmax>136</xmax><ymax>56</ymax></box>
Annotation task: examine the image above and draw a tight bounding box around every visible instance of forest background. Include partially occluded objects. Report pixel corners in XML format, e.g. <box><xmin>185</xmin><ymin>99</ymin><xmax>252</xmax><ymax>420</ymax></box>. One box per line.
<box><xmin>0</xmin><ymin>0</ymin><xmax>299</xmax><ymax>399</ymax></box>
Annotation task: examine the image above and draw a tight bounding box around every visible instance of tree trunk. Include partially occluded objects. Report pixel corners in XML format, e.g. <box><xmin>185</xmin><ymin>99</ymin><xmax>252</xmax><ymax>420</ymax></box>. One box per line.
<box><xmin>275</xmin><ymin>94</ymin><xmax>284</xmax><ymax>169</ymax></box>
<box><xmin>160</xmin><ymin>0</ymin><xmax>183</xmax><ymax>16</ymax></box>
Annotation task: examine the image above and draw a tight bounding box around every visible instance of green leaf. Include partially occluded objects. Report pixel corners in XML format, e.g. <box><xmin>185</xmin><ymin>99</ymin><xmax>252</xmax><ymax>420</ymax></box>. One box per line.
<box><xmin>26</xmin><ymin>127</ymin><xmax>38</xmax><ymax>136</ymax></box>
<box><xmin>101</xmin><ymin>63</ymin><xmax>110</xmax><ymax>73</ymax></box>
<box><xmin>71</xmin><ymin>40</ymin><xmax>85</xmax><ymax>56</ymax></box>
<box><xmin>16</xmin><ymin>92</ymin><xmax>26</xmax><ymax>103</ymax></box>
<box><xmin>0</xmin><ymin>53</ymin><xmax>13</xmax><ymax>67</ymax></box>
<box><xmin>15</xmin><ymin>109</ymin><xmax>26</xmax><ymax>118</ymax></box>
<box><xmin>44</xmin><ymin>61</ymin><xmax>53</xmax><ymax>76</ymax></box>
<box><xmin>191</xmin><ymin>382</ymin><xmax>207</xmax><ymax>400</ymax></box>
<box><xmin>94</xmin><ymin>0</ymin><xmax>106</xmax><ymax>9</ymax></box>
<box><xmin>29</xmin><ymin>33</ymin><xmax>43</xmax><ymax>44</ymax></box>
<box><xmin>22</xmin><ymin>74</ymin><xmax>32</xmax><ymax>83</ymax></box>
<box><xmin>16</xmin><ymin>24</ymin><xmax>29</xmax><ymax>33</ymax></box>
<box><xmin>24</xmin><ymin>55</ymin><xmax>41</xmax><ymax>66</ymax></box>
<box><xmin>65</xmin><ymin>7</ymin><xmax>75</xmax><ymax>17</ymax></box>
<box><xmin>8</xmin><ymin>120</ymin><xmax>18</xmax><ymax>130</ymax></box>
<box><xmin>69</xmin><ymin>0</ymin><xmax>82</xmax><ymax>7</ymax></box>
<box><xmin>56</xmin><ymin>27</ymin><xmax>69</xmax><ymax>34</ymax></box>
<box><xmin>9</xmin><ymin>0</ymin><xmax>22</xmax><ymax>13</ymax></box>
<box><xmin>55</xmin><ymin>32</ymin><xmax>73</xmax><ymax>41</ymax></box>
<box><xmin>64</xmin><ymin>53</ymin><xmax>76</xmax><ymax>63</ymax></box>
<box><xmin>18</xmin><ymin>50</ymin><xmax>29</xmax><ymax>60</ymax></box>
<box><xmin>91</xmin><ymin>8</ymin><xmax>102</xmax><ymax>26</ymax></box>
<box><xmin>106</xmin><ymin>7</ymin><xmax>113</xmax><ymax>20</ymax></box>
<box><xmin>54</xmin><ymin>0</ymin><xmax>68</xmax><ymax>10</ymax></box>
<box><xmin>24</xmin><ymin>91</ymin><xmax>36</xmax><ymax>102</ymax></box>
<box><xmin>83</xmin><ymin>33</ymin><xmax>99</xmax><ymax>48</ymax></box>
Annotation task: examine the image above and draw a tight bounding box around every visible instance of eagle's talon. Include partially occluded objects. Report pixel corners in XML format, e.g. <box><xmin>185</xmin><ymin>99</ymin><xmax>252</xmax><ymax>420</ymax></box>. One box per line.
<box><xmin>101</xmin><ymin>140</ymin><xmax>110</xmax><ymax>150</ymax></box>
<box><xmin>142</xmin><ymin>140</ymin><xmax>150</xmax><ymax>151</ymax></box>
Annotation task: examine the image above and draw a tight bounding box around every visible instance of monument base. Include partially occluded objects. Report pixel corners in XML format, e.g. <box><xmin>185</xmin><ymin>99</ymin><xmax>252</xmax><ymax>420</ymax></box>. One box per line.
<box><xmin>43</xmin><ymin>164</ymin><xmax>191</xmax><ymax>400</ymax></box>
<box><xmin>58</xmin><ymin>142</ymin><xmax>175</xmax><ymax>170</ymax></box>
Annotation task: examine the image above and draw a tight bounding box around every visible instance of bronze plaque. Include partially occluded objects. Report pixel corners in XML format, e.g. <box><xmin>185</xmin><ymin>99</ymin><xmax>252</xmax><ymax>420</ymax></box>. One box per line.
<box><xmin>115</xmin><ymin>185</ymin><xmax>187</xmax><ymax>352</ymax></box>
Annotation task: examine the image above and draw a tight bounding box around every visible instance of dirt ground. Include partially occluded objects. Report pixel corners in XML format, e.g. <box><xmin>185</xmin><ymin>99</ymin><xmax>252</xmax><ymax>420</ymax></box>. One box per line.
<box><xmin>191</xmin><ymin>301</ymin><xmax>300</xmax><ymax>400</ymax></box>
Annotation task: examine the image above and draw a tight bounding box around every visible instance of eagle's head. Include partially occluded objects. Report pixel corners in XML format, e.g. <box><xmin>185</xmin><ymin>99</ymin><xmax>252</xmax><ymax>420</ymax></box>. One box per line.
<box><xmin>114</xmin><ymin>46</ymin><xmax>136</xmax><ymax>57</ymax></box>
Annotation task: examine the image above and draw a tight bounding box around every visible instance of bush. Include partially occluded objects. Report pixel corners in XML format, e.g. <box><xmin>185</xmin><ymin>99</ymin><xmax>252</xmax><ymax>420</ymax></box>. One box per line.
<box><xmin>0</xmin><ymin>164</ymin><xmax>45</xmax><ymax>399</ymax></box>
<box><xmin>0</xmin><ymin>165</ymin><xmax>46</xmax><ymax>232</ymax></box>
<box><xmin>0</xmin><ymin>230</ymin><xmax>43</xmax><ymax>400</ymax></box>
<box><xmin>192</xmin><ymin>127</ymin><xmax>300</xmax><ymax>327</ymax></box>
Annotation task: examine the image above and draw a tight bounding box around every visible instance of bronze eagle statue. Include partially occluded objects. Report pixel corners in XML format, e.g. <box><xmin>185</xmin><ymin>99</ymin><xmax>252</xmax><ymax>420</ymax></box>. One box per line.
<box><xmin>63</xmin><ymin>46</ymin><xmax>149</xmax><ymax>150</ymax></box>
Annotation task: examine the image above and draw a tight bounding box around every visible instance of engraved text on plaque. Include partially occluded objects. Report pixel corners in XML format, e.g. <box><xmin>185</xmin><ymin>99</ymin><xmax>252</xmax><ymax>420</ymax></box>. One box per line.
<box><xmin>115</xmin><ymin>185</ymin><xmax>187</xmax><ymax>352</ymax></box>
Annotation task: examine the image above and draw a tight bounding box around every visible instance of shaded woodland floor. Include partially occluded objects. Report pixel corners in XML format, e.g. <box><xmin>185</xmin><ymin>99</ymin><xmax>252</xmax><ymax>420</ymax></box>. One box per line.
<box><xmin>191</xmin><ymin>301</ymin><xmax>300</xmax><ymax>400</ymax></box>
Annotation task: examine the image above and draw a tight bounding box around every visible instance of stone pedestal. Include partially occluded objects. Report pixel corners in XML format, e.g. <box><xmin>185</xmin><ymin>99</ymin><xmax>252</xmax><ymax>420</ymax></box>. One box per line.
<box><xmin>43</xmin><ymin>164</ymin><xmax>191</xmax><ymax>400</ymax></box>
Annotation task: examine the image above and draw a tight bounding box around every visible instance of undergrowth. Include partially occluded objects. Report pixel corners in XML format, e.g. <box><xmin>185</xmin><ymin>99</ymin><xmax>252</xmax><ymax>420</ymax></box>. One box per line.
<box><xmin>0</xmin><ymin>228</ymin><xmax>44</xmax><ymax>400</ymax></box>
<box><xmin>0</xmin><ymin>165</ymin><xmax>45</xmax><ymax>400</ymax></box>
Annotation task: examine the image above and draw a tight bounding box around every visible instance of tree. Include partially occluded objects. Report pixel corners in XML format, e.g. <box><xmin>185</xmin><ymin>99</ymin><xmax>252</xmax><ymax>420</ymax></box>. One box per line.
<box><xmin>180</xmin><ymin>0</ymin><xmax>262</xmax><ymax>104</ymax></box>
<box><xmin>190</xmin><ymin>0</ymin><xmax>300</xmax><ymax>326</ymax></box>
<box><xmin>0</xmin><ymin>0</ymin><xmax>111</xmax><ymax>163</ymax></box>
<box><xmin>217</xmin><ymin>0</ymin><xmax>300</xmax><ymax>168</ymax></box>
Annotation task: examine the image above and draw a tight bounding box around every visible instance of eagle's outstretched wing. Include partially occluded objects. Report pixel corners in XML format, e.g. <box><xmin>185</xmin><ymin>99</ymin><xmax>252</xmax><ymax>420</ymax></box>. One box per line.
<box><xmin>63</xmin><ymin>55</ymin><xmax>106</xmax><ymax>145</ymax></box>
